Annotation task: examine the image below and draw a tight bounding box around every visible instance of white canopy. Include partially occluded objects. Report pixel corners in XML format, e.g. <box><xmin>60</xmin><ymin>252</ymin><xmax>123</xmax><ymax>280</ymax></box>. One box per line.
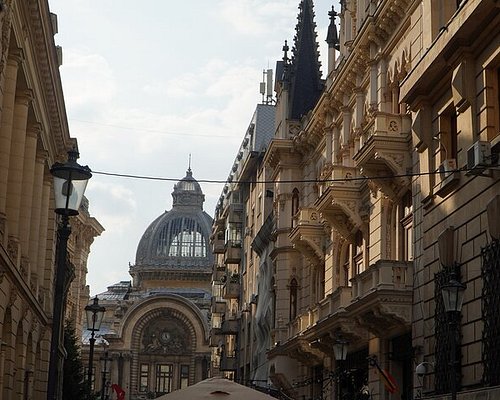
<box><xmin>156</xmin><ymin>377</ymin><xmax>277</xmax><ymax>400</ymax></box>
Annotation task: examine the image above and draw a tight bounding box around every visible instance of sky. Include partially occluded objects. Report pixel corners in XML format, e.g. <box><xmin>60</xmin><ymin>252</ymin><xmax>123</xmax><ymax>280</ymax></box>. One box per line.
<box><xmin>48</xmin><ymin>0</ymin><xmax>339</xmax><ymax>295</ymax></box>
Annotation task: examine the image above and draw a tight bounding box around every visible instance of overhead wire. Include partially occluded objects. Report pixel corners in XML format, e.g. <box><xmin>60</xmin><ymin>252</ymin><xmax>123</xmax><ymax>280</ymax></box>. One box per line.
<box><xmin>91</xmin><ymin>165</ymin><xmax>497</xmax><ymax>185</ymax></box>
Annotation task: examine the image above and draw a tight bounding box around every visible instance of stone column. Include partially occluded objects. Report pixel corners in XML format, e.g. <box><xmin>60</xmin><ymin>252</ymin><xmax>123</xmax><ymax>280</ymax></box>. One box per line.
<box><xmin>5</xmin><ymin>89</ymin><xmax>33</xmax><ymax>241</ymax></box>
<box><xmin>377</xmin><ymin>58</ymin><xmax>387</xmax><ymax>113</ymax></box>
<box><xmin>0</xmin><ymin>49</ymin><xmax>23</xmax><ymax>226</ymax></box>
<box><xmin>332</xmin><ymin>124</ymin><xmax>340</xmax><ymax>164</ymax></box>
<box><xmin>19</xmin><ymin>124</ymin><xmax>40</xmax><ymax>264</ymax></box>
<box><xmin>29</xmin><ymin>148</ymin><xmax>47</xmax><ymax>294</ymax></box>
<box><xmin>38</xmin><ymin>175</ymin><xmax>52</xmax><ymax>308</ymax></box>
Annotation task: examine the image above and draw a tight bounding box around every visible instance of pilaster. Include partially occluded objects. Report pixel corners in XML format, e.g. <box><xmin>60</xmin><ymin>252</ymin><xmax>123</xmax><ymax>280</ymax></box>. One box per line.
<box><xmin>19</xmin><ymin>123</ymin><xmax>41</xmax><ymax>261</ymax></box>
<box><xmin>5</xmin><ymin>89</ymin><xmax>33</xmax><ymax>239</ymax></box>
<box><xmin>0</xmin><ymin>49</ymin><xmax>23</xmax><ymax>215</ymax></box>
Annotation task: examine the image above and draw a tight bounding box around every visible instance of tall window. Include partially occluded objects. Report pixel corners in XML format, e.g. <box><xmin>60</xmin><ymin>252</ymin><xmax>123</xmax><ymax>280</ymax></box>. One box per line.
<box><xmin>437</xmin><ymin>106</ymin><xmax>458</xmax><ymax>165</ymax></box>
<box><xmin>353</xmin><ymin>230</ymin><xmax>364</xmax><ymax>275</ymax></box>
<box><xmin>155</xmin><ymin>364</ymin><xmax>173</xmax><ymax>395</ymax></box>
<box><xmin>400</xmin><ymin>191</ymin><xmax>413</xmax><ymax>261</ymax></box>
<box><xmin>139</xmin><ymin>364</ymin><xmax>149</xmax><ymax>392</ymax></box>
<box><xmin>289</xmin><ymin>278</ymin><xmax>298</xmax><ymax>321</ymax></box>
<box><xmin>179</xmin><ymin>365</ymin><xmax>189</xmax><ymax>389</ymax></box>
<box><xmin>291</xmin><ymin>188</ymin><xmax>300</xmax><ymax>227</ymax></box>
<box><xmin>312</xmin><ymin>265</ymin><xmax>325</xmax><ymax>301</ymax></box>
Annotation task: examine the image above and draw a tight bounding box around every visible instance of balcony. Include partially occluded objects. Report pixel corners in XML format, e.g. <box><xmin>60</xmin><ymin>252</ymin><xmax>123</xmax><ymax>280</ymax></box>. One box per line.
<box><xmin>288</xmin><ymin>287</ymin><xmax>352</xmax><ymax>337</ymax></box>
<box><xmin>211</xmin><ymin>296</ymin><xmax>226</xmax><ymax>314</ymax></box>
<box><xmin>228</xmin><ymin>203</ymin><xmax>244</xmax><ymax>223</ymax></box>
<box><xmin>347</xmin><ymin>259</ymin><xmax>413</xmax><ymax>335</ymax></box>
<box><xmin>315</xmin><ymin>165</ymin><xmax>365</xmax><ymax>239</ymax></box>
<box><xmin>213</xmin><ymin>266</ymin><xmax>226</xmax><ymax>282</ymax></box>
<box><xmin>224</xmin><ymin>242</ymin><xmax>241</xmax><ymax>264</ymax></box>
<box><xmin>209</xmin><ymin>328</ymin><xmax>224</xmax><ymax>347</ymax></box>
<box><xmin>222</xmin><ymin>281</ymin><xmax>240</xmax><ymax>300</ymax></box>
<box><xmin>219</xmin><ymin>352</ymin><xmax>237</xmax><ymax>371</ymax></box>
<box><xmin>220</xmin><ymin>317</ymin><xmax>239</xmax><ymax>334</ymax></box>
<box><xmin>212</xmin><ymin>235</ymin><xmax>225</xmax><ymax>253</ymax></box>
<box><xmin>353</xmin><ymin>112</ymin><xmax>411</xmax><ymax>198</ymax></box>
<box><xmin>289</xmin><ymin>207</ymin><xmax>325</xmax><ymax>264</ymax></box>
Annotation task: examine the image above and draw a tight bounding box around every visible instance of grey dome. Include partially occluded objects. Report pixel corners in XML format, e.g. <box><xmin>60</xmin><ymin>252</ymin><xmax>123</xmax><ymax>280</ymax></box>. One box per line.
<box><xmin>135</xmin><ymin>169</ymin><xmax>213</xmax><ymax>269</ymax></box>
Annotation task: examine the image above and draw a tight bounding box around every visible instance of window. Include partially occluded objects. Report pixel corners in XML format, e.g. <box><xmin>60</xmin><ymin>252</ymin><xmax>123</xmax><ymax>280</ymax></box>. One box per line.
<box><xmin>291</xmin><ymin>188</ymin><xmax>300</xmax><ymax>227</ymax></box>
<box><xmin>289</xmin><ymin>278</ymin><xmax>298</xmax><ymax>321</ymax></box>
<box><xmin>156</xmin><ymin>217</ymin><xmax>207</xmax><ymax>258</ymax></box>
<box><xmin>179</xmin><ymin>365</ymin><xmax>189</xmax><ymax>389</ymax></box>
<box><xmin>400</xmin><ymin>191</ymin><xmax>413</xmax><ymax>261</ymax></box>
<box><xmin>155</xmin><ymin>364</ymin><xmax>173</xmax><ymax>395</ymax></box>
<box><xmin>313</xmin><ymin>265</ymin><xmax>325</xmax><ymax>302</ymax></box>
<box><xmin>353</xmin><ymin>230</ymin><xmax>364</xmax><ymax>275</ymax></box>
<box><xmin>484</xmin><ymin>66</ymin><xmax>500</xmax><ymax>141</ymax></box>
<box><xmin>437</xmin><ymin>107</ymin><xmax>458</xmax><ymax>165</ymax></box>
<box><xmin>139</xmin><ymin>364</ymin><xmax>149</xmax><ymax>392</ymax></box>
<box><xmin>342</xmin><ymin>245</ymin><xmax>351</xmax><ymax>287</ymax></box>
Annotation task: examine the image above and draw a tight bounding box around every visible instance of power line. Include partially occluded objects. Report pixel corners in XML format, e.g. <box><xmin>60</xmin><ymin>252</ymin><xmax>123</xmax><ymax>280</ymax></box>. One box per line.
<box><xmin>91</xmin><ymin>165</ymin><xmax>493</xmax><ymax>185</ymax></box>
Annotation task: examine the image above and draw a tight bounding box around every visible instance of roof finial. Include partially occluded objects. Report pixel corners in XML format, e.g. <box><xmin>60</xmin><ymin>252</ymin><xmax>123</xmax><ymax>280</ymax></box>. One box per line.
<box><xmin>327</xmin><ymin>6</ymin><xmax>340</xmax><ymax>51</ymax></box>
<box><xmin>282</xmin><ymin>40</ymin><xmax>289</xmax><ymax>63</ymax></box>
<box><xmin>188</xmin><ymin>153</ymin><xmax>192</xmax><ymax>173</ymax></box>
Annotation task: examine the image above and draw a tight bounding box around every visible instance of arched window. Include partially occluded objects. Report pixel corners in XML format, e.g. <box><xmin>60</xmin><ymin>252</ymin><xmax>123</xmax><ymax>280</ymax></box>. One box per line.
<box><xmin>291</xmin><ymin>188</ymin><xmax>300</xmax><ymax>227</ymax></box>
<box><xmin>289</xmin><ymin>278</ymin><xmax>298</xmax><ymax>321</ymax></box>
<box><xmin>156</xmin><ymin>217</ymin><xmax>207</xmax><ymax>258</ymax></box>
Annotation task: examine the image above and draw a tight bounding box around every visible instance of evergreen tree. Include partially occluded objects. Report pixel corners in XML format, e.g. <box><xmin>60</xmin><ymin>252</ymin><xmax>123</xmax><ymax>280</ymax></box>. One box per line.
<box><xmin>63</xmin><ymin>324</ymin><xmax>94</xmax><ymax>400</ymax></box>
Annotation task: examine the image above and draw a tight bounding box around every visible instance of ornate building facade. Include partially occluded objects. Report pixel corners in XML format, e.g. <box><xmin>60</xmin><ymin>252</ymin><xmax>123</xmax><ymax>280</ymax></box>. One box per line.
<box><xmin>210</xmin><ymin>0</ymin><xmax>499</xmax><ymax>399</ymax></box>
<box><xmin>85</xmin><ymin>169</ymin><xmax>212</xmax><ymax>400</ymax></box>
<box><xmin>0</xmin><ymin>1</ymin><xmax>102</xmax><ymax>399</ymax></box>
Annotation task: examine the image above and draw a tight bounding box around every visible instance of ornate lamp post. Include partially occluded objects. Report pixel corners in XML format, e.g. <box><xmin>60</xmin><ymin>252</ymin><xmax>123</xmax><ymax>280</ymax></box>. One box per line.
<box><xmin>47</xmin><ymin>149</ymin><xmax>92</xmax><ymax>400</ymax></box>
<box><xmin>441</xmin><ymin>275</ymin><xmax>466</xmax><ymax>400</ymax></box>
<box><xmin>333</xmin><ymin>338</ymin><xmax>348</xmax><ymax>400</ymax></box>
<box><xmin>85</xmin><ymin>296</ymin><xmax>105</xmax><ymax>395</ymax></box>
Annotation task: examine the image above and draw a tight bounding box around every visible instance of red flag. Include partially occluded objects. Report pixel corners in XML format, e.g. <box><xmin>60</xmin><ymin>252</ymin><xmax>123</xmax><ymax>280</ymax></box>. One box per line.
<box><xmin>379</xmin><ymin>369</ymin><xmax>398</xmax><ymax>393</ymax></box>
<box><xmin>111</xmin><ymin>384</ymin><xmax>125</xmax><ymax>400</ymax></box>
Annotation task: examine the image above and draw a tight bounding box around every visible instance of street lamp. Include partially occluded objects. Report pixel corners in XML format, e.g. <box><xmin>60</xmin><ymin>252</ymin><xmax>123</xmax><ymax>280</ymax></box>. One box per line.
<box><xmin>47</xmin><ymin>149</ymin><xmax>92</xmax><ymax>400</ymax></box>
<box><xmin>85</xmin><ymin>296</ymin><xmax>105</xmax><ymax>395</ymax></box>
<box><xmin>333</xmin><ymin>338</ymin><xmax>348</xmax><ymax>400</ymax></box>
<box><xmin>441</xmin><ymin>274</ymin><xmax>466</xmax><ymax>400</ymax></box>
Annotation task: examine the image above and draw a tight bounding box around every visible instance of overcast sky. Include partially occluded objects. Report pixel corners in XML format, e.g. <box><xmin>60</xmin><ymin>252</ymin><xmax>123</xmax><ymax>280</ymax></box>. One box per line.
<box><xmin>49</xmin><ymin>0</ymin><xmax>339</xmax><ymax>295</ymax></box>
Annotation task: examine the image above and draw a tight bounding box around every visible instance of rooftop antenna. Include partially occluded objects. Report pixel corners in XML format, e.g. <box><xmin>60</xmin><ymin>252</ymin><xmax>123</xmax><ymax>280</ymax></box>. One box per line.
<box><xmin>260</xmin><ymin>70</ymin><xmax>266</xmax><ymax>104</ymax></box>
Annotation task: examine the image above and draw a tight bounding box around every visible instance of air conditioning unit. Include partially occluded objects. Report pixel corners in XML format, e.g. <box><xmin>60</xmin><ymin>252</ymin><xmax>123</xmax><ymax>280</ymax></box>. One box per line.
<box><xmin>467</xmin><ymin>140</ymin><xmax>491</xmax><ymax>174</ymax></box>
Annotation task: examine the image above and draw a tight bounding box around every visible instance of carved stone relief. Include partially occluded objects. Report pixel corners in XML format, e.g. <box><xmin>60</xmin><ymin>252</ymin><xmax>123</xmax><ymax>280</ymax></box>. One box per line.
<box><xmin>141</xmin><ymin>317</ymin><xmax>189</xmax><ymax>355</ymax></box>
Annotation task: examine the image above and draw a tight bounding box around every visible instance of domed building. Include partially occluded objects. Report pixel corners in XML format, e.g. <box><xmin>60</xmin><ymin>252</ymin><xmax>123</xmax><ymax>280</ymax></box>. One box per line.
<box><xmin>83</xmin><ymin>168</ymin><xmax>213</xmax><ymax>399</ymax></box>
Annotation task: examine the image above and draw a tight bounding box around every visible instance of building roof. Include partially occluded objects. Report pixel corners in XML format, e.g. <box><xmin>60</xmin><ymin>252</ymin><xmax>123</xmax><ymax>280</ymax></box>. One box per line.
<box><xmin>134</xmin><ymin>169</ymin><xmax>214</xmax><ymax>270</ymax></box>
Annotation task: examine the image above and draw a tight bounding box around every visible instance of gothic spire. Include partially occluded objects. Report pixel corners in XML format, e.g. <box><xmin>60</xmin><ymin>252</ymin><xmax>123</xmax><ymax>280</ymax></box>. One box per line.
<box><xmin>288</xmin><ymin>0</ymin><xmax>324</xmax><ymax>120</ymax></box>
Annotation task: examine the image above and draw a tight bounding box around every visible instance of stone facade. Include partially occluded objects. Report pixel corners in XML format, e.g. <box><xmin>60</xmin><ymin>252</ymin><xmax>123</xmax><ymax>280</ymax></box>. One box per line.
<box><xmin>0</xmin><ymin>1</ymin><xmax>102</xmax><ymax>399</ymax></box>
<box><xmin>210</xmin><ymin>1</ymin><xmax>499</xmax><ymax>400</ymax></box>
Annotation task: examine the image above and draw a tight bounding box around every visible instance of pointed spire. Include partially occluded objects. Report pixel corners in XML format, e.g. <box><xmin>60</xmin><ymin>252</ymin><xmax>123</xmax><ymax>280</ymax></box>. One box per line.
<box><xmin>188</xmin><ymin>153</ymin><xmax>192</xmax><ymax>175</ymax></box>
<box><xmin>288</xmin><ymin>0</ymin><xmax>324</xmax><ymax>120</ymax></box>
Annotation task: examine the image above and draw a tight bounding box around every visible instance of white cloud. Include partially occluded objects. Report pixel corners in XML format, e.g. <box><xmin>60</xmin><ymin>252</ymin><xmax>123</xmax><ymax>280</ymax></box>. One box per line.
<box><xmin>59</xmin><ymin>50</ymin><xmax>116</xmax><ymax>108</ymax></box>
<box><xmin>217</xmin><ymin>0</ymin><xmax>297</xmax><ymax>37</ymax></box>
